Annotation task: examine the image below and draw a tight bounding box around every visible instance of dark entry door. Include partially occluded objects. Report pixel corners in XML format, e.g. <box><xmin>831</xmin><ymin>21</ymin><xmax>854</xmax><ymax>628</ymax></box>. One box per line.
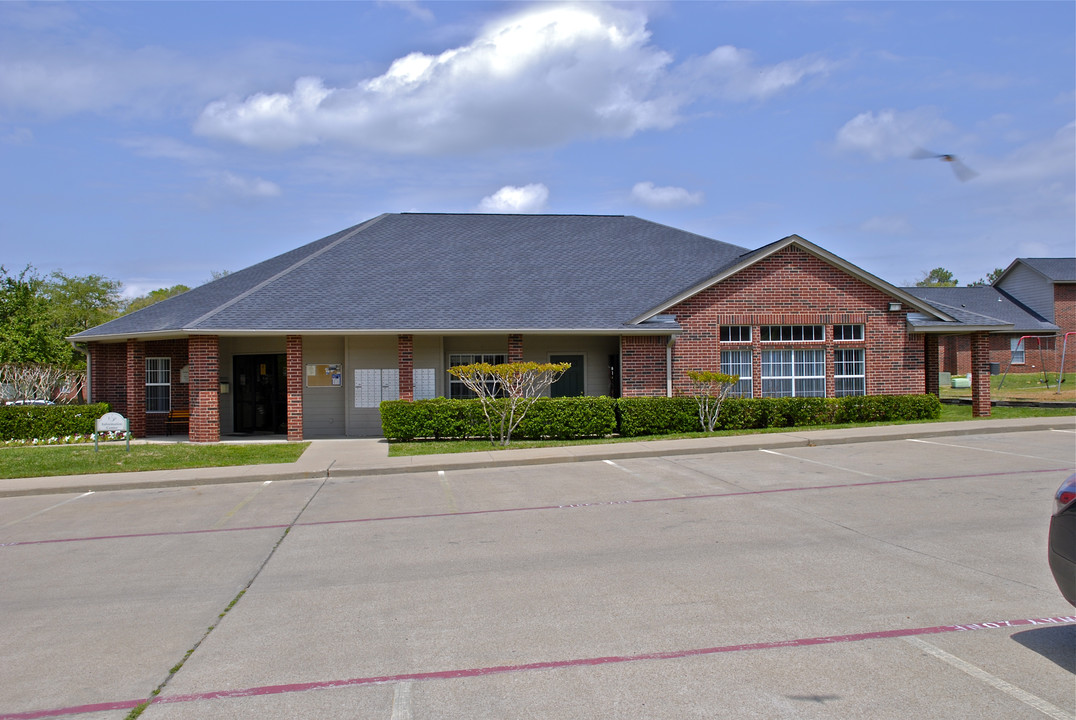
<box><xmin>233</xmin><ymin>354</ymin><xmax>286</xmax><ymax>434</ymax></box>
<box><xmin>550</xmin><ymin>354</ymin><xmax>585</xmax><ymax>397</ymax></box>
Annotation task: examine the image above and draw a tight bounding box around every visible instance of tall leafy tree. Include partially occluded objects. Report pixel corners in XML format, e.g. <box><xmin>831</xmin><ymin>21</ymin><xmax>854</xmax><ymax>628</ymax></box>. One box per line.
<box><xmin>0</xmin><ymin>266</ymin><xmax>72</xmax><ymax>365</ymax></box>
<box><xmin>967</xmin><ymin>267</ymin><xmax>1005</xmax><ymax>287</ymax></box>
<box><xmin>45</xmin><ymin>270</ymin><xmax>124</xmax><ymax>332</ymax></box>
<box><xmin>916</xmin><ymin>267</ymin><xmax>958</xmax><ymax>287</ymax></box>
<box><xmin>122</xmin><ymin>284</ymin><xmax>190</xmax><ymax>314</ymax></box>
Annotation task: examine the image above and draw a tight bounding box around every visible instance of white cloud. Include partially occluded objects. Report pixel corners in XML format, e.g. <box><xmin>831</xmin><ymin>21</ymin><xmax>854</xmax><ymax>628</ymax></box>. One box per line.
<box><xmin>630</xmin><ymin>181</ymin><xmax>703</xmax><ymax>209</ymax></box>
<box><xmin>1</xmin><ymin>127</ymin><xmax>33</xmax><ymax>145</ymax></box>
<box><xmin>835</xmin><ymin>108</ymin><xmax>953</xmax><ymax>160</ymax></box>
<box><xmin>380</xmin><ymin>1</ymin><xmax>435</xmax><ymax>23</ymax></box>
<box><xmin>212</xmin><ymin>171</ymin><xmax>282</xmax><ymax>199</ymax></box>
<box><xmin>195</xmin><ymin>3</ymin><xmax>829</xmax><ymax>154</ymax></box>
<box><xmin>477</xmin><ymin>183</ymin><xmax>549</xmax><ymax>213</ymax></box>
<box><xmin>977</xmin><ymin>121</ymin><xmax>1075</xmax><ymax>185</ymax></box>
<box><xmin>676</xmin><ymin>46</ymin><xmax>830</xmax><ymax>102</ymax></box>
<box><xmin>121</xmin><ymin>136</ymin><xmax>215</xmax><ymax>163</ymax></box>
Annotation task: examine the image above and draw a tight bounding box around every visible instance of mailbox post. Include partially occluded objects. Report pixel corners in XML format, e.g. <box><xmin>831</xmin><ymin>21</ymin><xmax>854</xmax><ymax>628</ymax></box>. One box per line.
<box><xmin>94</xmin><ymin>412</ymin><xmax>130</xmax><ymax>452</ymax></box>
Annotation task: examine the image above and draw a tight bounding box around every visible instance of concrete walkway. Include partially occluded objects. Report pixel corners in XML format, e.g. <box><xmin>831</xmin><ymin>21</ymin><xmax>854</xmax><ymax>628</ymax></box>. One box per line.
<box><xmin>3</xmin><ymin>416</ymin><xmax>1073</xmax><ymax>498</ymax></box>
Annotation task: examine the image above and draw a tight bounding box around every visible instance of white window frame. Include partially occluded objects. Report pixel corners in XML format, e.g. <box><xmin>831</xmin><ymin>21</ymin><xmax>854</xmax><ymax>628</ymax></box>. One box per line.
<box><xmin>1010</xmin><ymin>337</ymin><xmax>1025</xmax><ymax>365</ymax></box>
<box><xmin>833</xmin><ymin>324</ymin><xmax>864</xmax><ymax>342</ymax></box>
<box><xmin>761</xmin><ymin>349</ymin><xmax>826</xmax><ymax>397</ymax></box>
<box><xmin>760</xmin><ymin>325</ymin><xmax>825</xmax><ymax>342</ymax></box>
<box><xmin>448</xmin><ymin>353</ymin><xmax>507</xmax><ymax>399</ymax></box>
<box><xmin>834</xmin><ymin>348</ymin><xmax>866</xmax><ymax>397</ymax></box>
<box><xmin>720</xmin><ymin>349</ymin><xmax>753</xmax><ymax>397</ymax></box>
<box><xmin>145</xmin><ymin>357</ymin><xmax>171</xmax><ymax>413</ymax></box>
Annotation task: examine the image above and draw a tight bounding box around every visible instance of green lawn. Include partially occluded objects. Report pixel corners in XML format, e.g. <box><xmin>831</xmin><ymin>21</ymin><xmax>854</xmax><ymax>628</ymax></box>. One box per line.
<box><xmin>0</xmin><ymin>442</ymin><xmax>309</xmax><ymax>480</ymax></box>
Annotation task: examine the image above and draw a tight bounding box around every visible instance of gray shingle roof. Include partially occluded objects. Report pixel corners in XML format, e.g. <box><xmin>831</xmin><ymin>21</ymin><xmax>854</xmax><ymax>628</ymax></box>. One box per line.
<box><xmin>1012</xmin><ymin>258</ymin><xmax>1076</xmax><ymax>283</ymax></box>
<box><xmin>903</xmin><ymin>286</ymin><xmax>1057</xmax><ymax>332</ymax></box>
<box><xmin>72</xmin><ymin>214</ymin><xmax>751</xmax><ymax>339</ymax></box>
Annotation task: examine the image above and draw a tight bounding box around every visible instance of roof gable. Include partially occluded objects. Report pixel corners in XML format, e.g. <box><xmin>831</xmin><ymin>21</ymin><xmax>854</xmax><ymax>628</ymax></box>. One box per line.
<box><xmin>996</xmin><ymin>257</ymin><xmax>1076</xmax><ymax>285</ymax></box>
<box><xmin>630</xmin><ymin>234</ymin><xmax>953</xmax><ymax>324</ymax></box>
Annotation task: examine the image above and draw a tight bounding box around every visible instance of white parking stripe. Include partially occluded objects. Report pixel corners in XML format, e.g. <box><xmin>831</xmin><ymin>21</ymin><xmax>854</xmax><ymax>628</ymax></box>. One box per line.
<box><xmin>0</xmin><ymin>491</ymin><xmax>94</xmax><ymax>529</ymax></box>
<box><xmin>390</xmin><ymin>681</ymin><xmax>413</xmax><ymax>720</ymax></box>
<box><xmin>214</xmin><ymin>481</ymin><xmax>272</xmax><ymax>528</ymax></box>
<box><xmin>758</xmin><ymin>449</ymin><xmax>889</xmax><ymax>479</ymax></box>
<box><xmin>908</xmin><ymin>438</ymin><xmax>1070</xmax><ymax>462</ymax></box>
<box><xmin>438</xmin><ymin>470</ymin><xmax>459</xmax><ymax>513</ymax></box>
<box><xmin>903</xmin><ymin>636</ymin><xmax>1075</xmax><ymax>720</ymax></box>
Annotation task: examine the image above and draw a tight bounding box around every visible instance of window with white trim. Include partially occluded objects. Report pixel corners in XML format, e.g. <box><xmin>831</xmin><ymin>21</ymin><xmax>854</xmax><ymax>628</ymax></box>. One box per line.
<box><xmin>448</xmin><ymin>353</ymin><xmax>507</xmax><ymax>399</ymax></box>
<box><xmin>834</xmin><ymin>349</ymin><xmax>866</xmax><ymax>397</ymax></box>
<box><xmin>720</xmin><ymin>325</ymin><xmax>751</xmax><ymax>343</ymax></box>
<box><xmin>761</xmin><ymin>349</ymin><xmax>826</xmax><ymax>397</ymax></box>
<box><xmin>833</xmin><ymin>324</ymin><xmax>864</xmax><ymax>341</ymax></box>
<box><xmin>720</xmin><ymin>350</ymin><xmax>753</xmax><ymax>397</ymax></box>
<box><xmin>1010</xmin><ymin>337</ymin><xmax>1025</xmax><ymax>364</ymax></box>
<box><xmin>146</xmin><ymin>357</ymin><xmax>170</xmax><ymax>412</ymax></box>
<box><xmin>760</xmin><ymin>325</ymin><xmax>824</xmax><ymax>342</ymax></box>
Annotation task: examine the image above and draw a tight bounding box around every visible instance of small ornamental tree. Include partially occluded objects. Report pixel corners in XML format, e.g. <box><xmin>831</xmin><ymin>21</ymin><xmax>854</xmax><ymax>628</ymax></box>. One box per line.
<box><xmin>447</xmin><ymin>361</ymin><xmax>570</xmax><ymax>446</ymax></box>
<box><xmin>685</xmin><ymin>370</ymin><xmax>740</xmax><ymax>432</ymax></box>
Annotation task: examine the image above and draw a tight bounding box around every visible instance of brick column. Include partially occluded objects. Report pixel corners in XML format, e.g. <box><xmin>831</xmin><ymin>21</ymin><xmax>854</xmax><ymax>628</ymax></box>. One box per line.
<box><xmin>286</xmin><ymin>335</ymin><xmax>304</xmax><ymax>441</ymax></box>
<box><xmin>924</xmin><ymin>335</ymin><xmax>940</xmax><ymax>396</ymax></box>
<box><xmin>397</xmin><ymin>335</ymin><xmax>414</xmax><ymax>401</ymax></box>
<box><xmin>189</xmin><ymin>335</ymin><xmax>220</xmax><ymax>442</ymax></box>
<box><xmin>620</xmin><ymin>336</ymin><xmax>667</xmax><ymax>397</ymax></box>
<box><xmin>970</xmin><ymin>332</ymin><xmax>991</xmax><ymax>417</ymax></box>
<box><xmin>508</xmin><ymin>334</ymin><xmax>523</xmax><ymax>363</ymax></box>
<box><xmin>125</xmin><ymin>339</ymin><xmax>146</xmax><ymax>438</ymax></box>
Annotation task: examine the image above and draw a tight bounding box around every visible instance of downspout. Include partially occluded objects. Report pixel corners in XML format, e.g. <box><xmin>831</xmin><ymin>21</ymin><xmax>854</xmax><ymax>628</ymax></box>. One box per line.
<box><xmin>666</xmin><ymin>335</ymin><xmax>676</xmax><ymax>398</ymax></box>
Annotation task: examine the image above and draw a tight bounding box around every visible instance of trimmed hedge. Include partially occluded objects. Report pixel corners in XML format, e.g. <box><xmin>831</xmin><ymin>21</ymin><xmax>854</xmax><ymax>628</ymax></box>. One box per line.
<box><xmin>0</xmin><ymin>403</ymin><xmax>111</xmax><ymax>441</ymax></box>
<box><xmin>380</xmin><ymin>397</ymin><xmax>617</xmax><ymax>441</ymax></box>
<box><xmin>617</xmin><ymin>397</ymin><xmax>698</xmax><ymax>437</ymax></box>
<box><xmin>383</xmin><ymin>393</ymin><xmax>942</xmax><ymax>441</ymax></box>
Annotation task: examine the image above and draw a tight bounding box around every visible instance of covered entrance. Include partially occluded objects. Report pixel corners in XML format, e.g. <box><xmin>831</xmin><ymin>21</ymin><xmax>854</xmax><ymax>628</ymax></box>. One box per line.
<box><xmin>550</xmin><ymin>354</ymin><xmax>585</xmax><ymax>397</ymax></box>
<box><xmin>233</xmin><ymin>354</ymin><xmax>287</xmax><ymax>434</ymax></box>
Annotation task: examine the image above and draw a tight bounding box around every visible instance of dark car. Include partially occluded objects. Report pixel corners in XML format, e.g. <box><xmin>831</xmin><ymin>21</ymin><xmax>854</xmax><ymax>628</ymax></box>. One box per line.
<box><xmin>1048</xmin><ymin>474</ymin><xmax>1076</xmax><ymax>607</ymax></box>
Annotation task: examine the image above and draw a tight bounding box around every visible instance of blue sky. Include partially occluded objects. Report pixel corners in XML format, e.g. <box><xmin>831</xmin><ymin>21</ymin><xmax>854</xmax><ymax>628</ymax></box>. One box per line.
<box><xmin>1</xmin><ymin>1</ymin><xmax>1073</xmax><ymax>298</ymax></box>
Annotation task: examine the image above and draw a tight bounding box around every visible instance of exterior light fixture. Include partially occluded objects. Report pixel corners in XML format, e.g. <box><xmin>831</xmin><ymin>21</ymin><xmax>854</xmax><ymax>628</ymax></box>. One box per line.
<box><xmin>888</xmin><ymin>302</ymin><xmax>903</xmax><ymax>312</ymax></box>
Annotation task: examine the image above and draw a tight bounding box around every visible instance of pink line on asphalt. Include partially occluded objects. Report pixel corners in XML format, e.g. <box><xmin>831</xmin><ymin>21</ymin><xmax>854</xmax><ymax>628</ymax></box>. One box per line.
<box><xmin>4</xmin><ymin>616</ymin><xmax>1073</xmax><ymax>719</ymax></box>
<box><xmin>2</xmin><ymin>466</ymin><xmax>1070</xmax><ymax>548</ymax></box>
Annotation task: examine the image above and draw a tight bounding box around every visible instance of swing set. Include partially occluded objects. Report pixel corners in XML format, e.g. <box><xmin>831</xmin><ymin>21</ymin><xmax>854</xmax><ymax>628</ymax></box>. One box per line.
<box><xmin>998</xmin><ymin>332</ymin><xmax>1074</xmax><ymax>395</ymax></box>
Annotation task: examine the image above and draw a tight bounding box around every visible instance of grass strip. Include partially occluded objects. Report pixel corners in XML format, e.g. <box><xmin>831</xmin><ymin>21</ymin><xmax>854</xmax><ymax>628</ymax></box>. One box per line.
<box><xmin>0</xmin><ymin>442</ymin><xmax>309</xmax><ymax>479</ymax></box>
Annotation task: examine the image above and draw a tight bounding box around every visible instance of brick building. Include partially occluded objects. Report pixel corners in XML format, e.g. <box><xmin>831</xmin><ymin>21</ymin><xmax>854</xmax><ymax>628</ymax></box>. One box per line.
<box><xmin>907</xmin><ymin>258</ymin><xmax>1075</xmax><ymax>377</ymax></box>
<box><xmin>71</xmin><ymin>214</ymin><xmax>1007</xmax><ymax>441</ymax></box>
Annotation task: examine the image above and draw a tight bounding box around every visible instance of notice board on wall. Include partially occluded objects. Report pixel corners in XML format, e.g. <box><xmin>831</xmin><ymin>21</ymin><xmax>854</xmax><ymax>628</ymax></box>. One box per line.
<box><xmin>306</xmin><ymin>363</ymin><xmax>342</xmax><ymax>388</ymax></box>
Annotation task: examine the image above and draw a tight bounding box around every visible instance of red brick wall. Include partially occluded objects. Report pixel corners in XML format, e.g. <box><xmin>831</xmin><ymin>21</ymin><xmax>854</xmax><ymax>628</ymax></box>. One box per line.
<box><xmin>621</xmin><ymin>336</ymin><xmax>668</xmax><ymax>396</ymax></box>
<box><xmin>1056</xmin><ymin>284</ymin><xmax>1075</xmax><ymax>374</ymax></box>
<box><xmin>89</xmin><ymin>343</ymin><xmax>127</xmax><ymax>415</ymax></box>
<box><xmin>286</xmin><ymin>335</ymin><xmax>303</xmax><ymax>441</ymax></box>
<box><xmin>91</xmin><ymin>340</ymin><xmax>189</xmax><ymax>437</ymax></box>
<box><xmin>971</xmin><ymin>332</ymin><xmax>991</xmax><ymax>416</ymax></box>
<box><xmin>508</xmin><ymin>334</ymin><xmax>524</xmax><ymax>363</ymax></box>
<box><xmin>188</xmin><ymin>335</ymin><xmax>219</xmax><ymax>443</ymax></box>
<box><xmin>665</xmin><ymin>245</ymin><xmax>923</xmax><ymax>397</ymax></box>
<box><xmin>398</xmin><ymin>334</ymin><xmax>414</xmax><ymax>401</ymax></box>
<box><xmin>125</xmin><ymin>340</ymin><xmax>145</xmax><ymax>437</ymax></box>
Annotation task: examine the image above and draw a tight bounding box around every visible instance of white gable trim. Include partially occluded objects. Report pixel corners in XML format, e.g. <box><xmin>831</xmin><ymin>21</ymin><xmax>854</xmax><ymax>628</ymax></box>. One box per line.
<box><xmin>628</xmin><ymin>235</ymin><xmax>955</xmax><ymax>325</ymax></box>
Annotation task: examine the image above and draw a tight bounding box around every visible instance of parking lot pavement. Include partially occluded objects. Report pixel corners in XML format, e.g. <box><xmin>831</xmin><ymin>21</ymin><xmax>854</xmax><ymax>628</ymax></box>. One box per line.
<box><xmin>1</xmin><ymin>429</ymin><xmax>1074</xmax><ymax>719</ymax></box>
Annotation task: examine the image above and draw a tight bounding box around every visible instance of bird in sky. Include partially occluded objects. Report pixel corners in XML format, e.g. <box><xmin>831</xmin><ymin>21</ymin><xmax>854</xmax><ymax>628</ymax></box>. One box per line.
<box><xmin>911</xmin><ymin>148</ymin><xmax>978</xmax><ymax>181</ymax></box>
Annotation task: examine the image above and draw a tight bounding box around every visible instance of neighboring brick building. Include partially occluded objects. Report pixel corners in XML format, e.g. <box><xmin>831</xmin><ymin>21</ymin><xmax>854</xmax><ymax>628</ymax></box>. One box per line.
<box><xmin>71</xmin><ymin>214</ymin><xmax>1005</xmax><ymax>441</ymax></box>
<box><xmin>908</xmin><ymin>258</ymin><xmax>1076</xmax><ymax>377</ymax></box>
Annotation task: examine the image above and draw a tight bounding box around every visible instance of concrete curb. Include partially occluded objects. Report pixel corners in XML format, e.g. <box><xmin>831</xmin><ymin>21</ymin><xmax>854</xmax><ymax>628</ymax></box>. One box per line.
<box><xmin>2</xmin><ymin>416</ymin><xmax>1072</xmax><ymax>498</ymax></box>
